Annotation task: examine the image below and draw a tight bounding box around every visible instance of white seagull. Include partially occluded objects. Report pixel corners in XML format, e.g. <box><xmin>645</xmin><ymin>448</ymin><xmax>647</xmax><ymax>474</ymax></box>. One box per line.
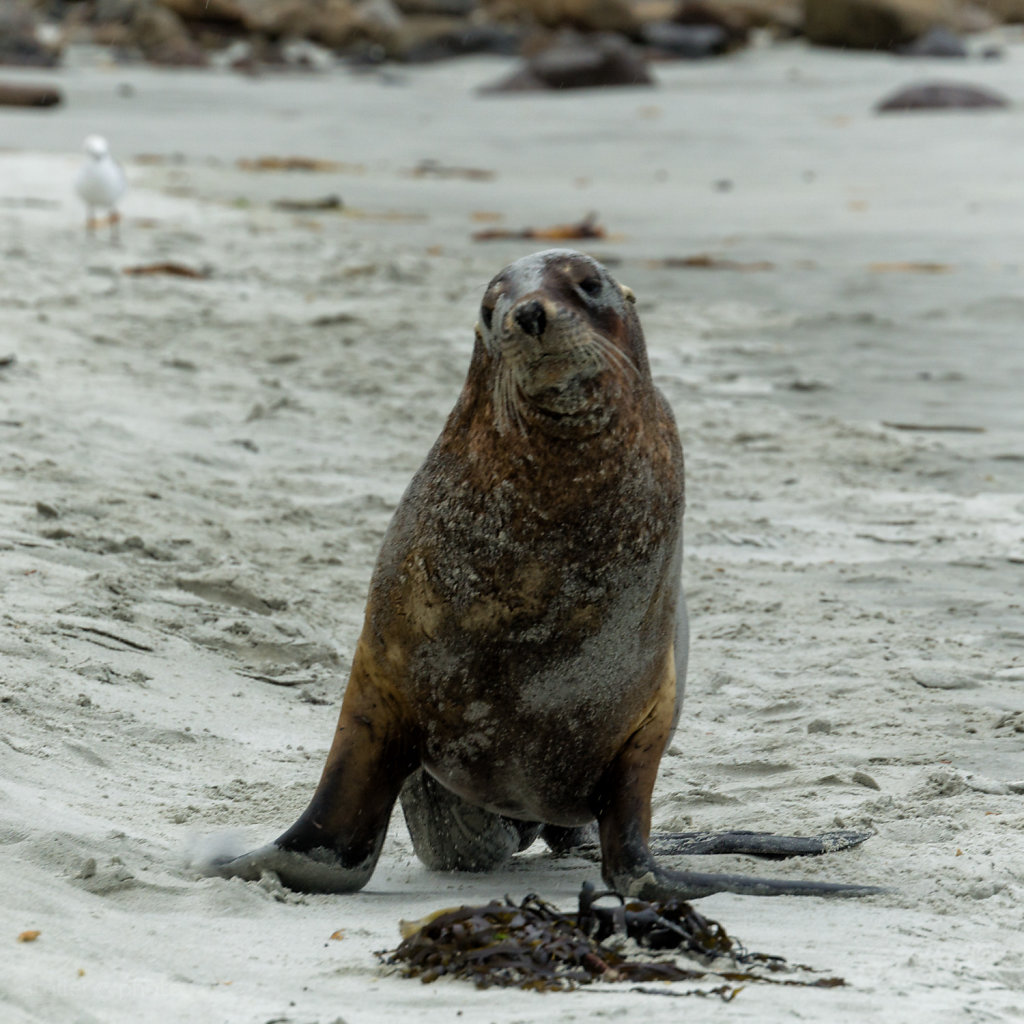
<box><xmin>75</xmin><ymin>134</ymin><xmax>127</xmax><ymax>241</ymax></box>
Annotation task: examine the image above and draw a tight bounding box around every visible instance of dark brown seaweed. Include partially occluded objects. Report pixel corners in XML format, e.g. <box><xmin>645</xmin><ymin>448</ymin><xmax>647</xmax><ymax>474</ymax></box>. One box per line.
<box><xmin>379</xmin><ymin>883</ymin><xmax>844</xmax><ymax>994</ymax></box>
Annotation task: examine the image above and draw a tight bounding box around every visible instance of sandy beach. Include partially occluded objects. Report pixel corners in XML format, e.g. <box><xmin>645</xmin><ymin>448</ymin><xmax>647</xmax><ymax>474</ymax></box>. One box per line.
<box><xmin>1</xmin><ymin>38</ymin><xmax>1023</xmax><ymax>1022</ymax></box>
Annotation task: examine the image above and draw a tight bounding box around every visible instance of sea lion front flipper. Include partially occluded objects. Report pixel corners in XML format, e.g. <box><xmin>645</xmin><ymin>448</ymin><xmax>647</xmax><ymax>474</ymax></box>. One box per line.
<box><xmin>207</xmin><ymin>641</ymin><xmax>419</xmax><ymax>893</ymax></box>
<box><xmin>594</xmin><ymin>653</ymin><xmax>886</xmax><ymax>899</ymax></box>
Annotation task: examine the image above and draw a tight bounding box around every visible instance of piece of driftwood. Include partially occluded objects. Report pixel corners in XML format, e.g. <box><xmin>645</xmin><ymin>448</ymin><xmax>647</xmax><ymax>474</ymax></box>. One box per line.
<box><xmin>883</xmin><ymin>422</ymin><xmax>985</xmax><ymax>433</ymax></box>
<box><xmin>472</xmin><ymin>212</ymin><xmax>604</xmax><ymax>242</ymax></box>
<box><xmin>237</xmin><ymin>156</ymin><xmax>342</xmax><ymax>172</ymax></box>
<box><xmin>122</xmin><ymin>262</ymin><xmax>209</xmax><ymax>279</ymax></box>
<box><xmin>650</xmin><ymin>254</ymin><xmax>774</xmax><ymax>271</ymax></box>
<box><xmin>0</xmin><ymin>82</ymin><xmax>61</xmax><ymax>107</ymax></box>
<box><xmin>271</xmin><ymin>195</ymin><xmax>343</xmax><ymax>211</ymax></box>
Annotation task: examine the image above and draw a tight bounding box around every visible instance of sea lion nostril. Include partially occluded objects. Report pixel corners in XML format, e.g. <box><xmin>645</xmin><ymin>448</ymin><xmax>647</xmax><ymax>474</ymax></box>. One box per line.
<box><xmin>514</xmin><ymin>300</ymin><xmax>546</xmax><ymax>337</ymax></box>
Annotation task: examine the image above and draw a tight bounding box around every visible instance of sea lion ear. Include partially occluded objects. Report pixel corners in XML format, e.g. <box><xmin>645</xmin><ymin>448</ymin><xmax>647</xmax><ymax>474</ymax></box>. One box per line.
<box><xmin>620</xmin><ymin>284</ymin><xmax>636</xmax><ymax>304</ymax></box>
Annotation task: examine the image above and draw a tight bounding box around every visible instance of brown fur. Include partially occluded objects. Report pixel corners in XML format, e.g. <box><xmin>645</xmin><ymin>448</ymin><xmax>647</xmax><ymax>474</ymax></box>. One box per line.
<box><xmin>207</xmin><ymin>250</ymin><xmax>880</xmax><ymax>900</ymax></box>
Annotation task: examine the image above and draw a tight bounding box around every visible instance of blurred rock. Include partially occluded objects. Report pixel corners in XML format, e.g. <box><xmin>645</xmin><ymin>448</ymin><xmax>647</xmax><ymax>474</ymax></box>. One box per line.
<box><xmin>232</xmin><ymin>0</ymin><xmax>387</xmax><ymax>51</ymax></box>
<box><xmin>0</xmin><ymin>5</ymin><xmax>63</xmax><ymax>66</ymax></box>
<box><xmin>957</xmin><ymin>2</ymin><xmax>999</xmax><ymax>29</ymax></box>
<box><xmin>633</xmin><ymin>0</ymin><xmax>681</xmax><ymax>21</ymax></box>
<box><xmin>804</xmin><ymin>0</ymin><xmax>962</xmax><ymax>49</ymax></box>
<box><xmin>875</xmin><ymin>81</ymin><xmax>1010</xmax><ymax>110</ymax></box>
<box><xmin>397</xmin><ymin>20</ymin><xmax>523</xmax><ymax>60</ymax></box>
<box><xmin>238</xmin><ymin>0</ymin><xmax>402</xmax><ymax>52</ymax></box>
<box><xmin>158</xmin><ymin>0</ymin><xmax>248</xmax><ymax>25</ymax></box>
<box><xmin>223</xmin><ymin>34</ymin><xmax>337</xmax><ymax>70</ymax></box>
<box><xmin>975</xmin><ymin>0</ymin><xmax>1024</xmax><ymax>19</ymax></box>
<box><xmin>87</xmin><ymin>0</ymin><xmax>209</xmax><ymax>63</ymax></box>
<box><xmin>896</xmin><ymin>24</ymin><xmax>966</xmax><ymax>53</ymax></box>
<box><xmin>675</xmin><ymin>0</ymin><xmax>748</xmax><ymax>37</ymax></box>
<box><xmin>322</xmin><ymin>0</ymin><xmax>403</xmax><ymax>50</ymax></box>
<box><xmin>393</xmin><ymin>0</ymin><xmax>477</xmax><ymax>13</ymax></box>
<box><xmin>279</xmin><ymin>36</ymin><xmax>337</xmax><ymax>65</ymax></box>
<box><xmin>638</xmin><ymin>0</ymin><xmax>800</xmax><ymax>35</ymax></box>
<box><xmin>237</xmin><ymin>0</ymin><xmax>329</xmax><ymax>39</ymax></box>
<box><xmin>389</xmin><ymin>14</ymin><xmax>469</xmax><ymax>55</ymax></box>
<box><xmin>644</xmin><ymin>0</ymin><xmax>799</xmax><ymax>59</ymax></box>
<box><xmin>132</xmin><ymin>1</ymin><xmax>208</xmax><ymax>63</ymax></box>
<box><xmin>95</xmin><ymin>0</ymin><xmax>141</xmax><ymax>19</ymax></box>
<box><xmin>34</xmin><ymin>0</ymin><xmax>1024</xmax><ymax>66</ymax></box>
<box><xmin>496</xmin><ymin>0</ymin><xmax>639</xmax><ymax>33</ymax></box>
<box><xmin>716</xmin><ymin>0</ymin><xmax>803</xmax><ymax>31</ymax></box>
<box><xmin>641</xmin><ymin>21</ymin><xmax>730</xmax><ymax>56</ymax></box>
<box><xmin>482</xmin><ymin>30</ymin><xmax>652</xmax><ymax>91</ymax></box>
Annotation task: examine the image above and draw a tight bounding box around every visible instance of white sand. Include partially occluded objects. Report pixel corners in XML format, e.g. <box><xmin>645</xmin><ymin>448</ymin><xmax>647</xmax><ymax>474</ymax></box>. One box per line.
<box><xmin>1</xmin><ymin>39</ymin><xmax>1023</xmax><ymax>1022</ymax></box>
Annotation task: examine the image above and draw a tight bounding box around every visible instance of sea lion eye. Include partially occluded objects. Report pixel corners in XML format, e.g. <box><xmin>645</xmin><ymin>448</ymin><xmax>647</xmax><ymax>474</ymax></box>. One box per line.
<box><xmin>480</xmin><ymin>303</ymin><xmax>494</xmax><ymax>330</ymax></box>
<box><xmin>578</xmin><ymin>276</ymin><xmax>603</xmax><ymax>297</ymax></box>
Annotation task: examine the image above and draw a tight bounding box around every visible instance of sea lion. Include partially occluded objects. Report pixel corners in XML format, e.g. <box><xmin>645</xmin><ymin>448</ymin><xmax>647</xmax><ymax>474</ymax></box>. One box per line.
<box><xmin>208</xmin><ymin>250</ymin><xmax>881</xmax><ymax>899</ymax></box>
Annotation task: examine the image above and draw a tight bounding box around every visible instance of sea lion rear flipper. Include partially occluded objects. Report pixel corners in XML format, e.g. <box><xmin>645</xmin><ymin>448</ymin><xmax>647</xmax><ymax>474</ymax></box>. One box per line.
<box><xmin>401</xmin><ymin>769</ymin><xmax>542</xmax><ymax>872</ymax></box>
<box><xmin>544</xmin><ymin>826</ymin><xmax>873</xmax><ymax>864</ymax></box>
<box><xmin>648</xmin><ymin>829</ymin><xmax>875</xmax><ymax>861</ymax></box>
<box><xmin>597</xmin><ymin>783</ymin><xmax>886</xmax><ymax>899</ymax></box>
<box><xmin>594</xmin><ymin>654</ymin><xmax>886</xmax><ymax>899</ymax></box>
<box><xmin>542</xmin><ymin>823</ymin><xmax>599</xmax><ymax>857</ymax></box>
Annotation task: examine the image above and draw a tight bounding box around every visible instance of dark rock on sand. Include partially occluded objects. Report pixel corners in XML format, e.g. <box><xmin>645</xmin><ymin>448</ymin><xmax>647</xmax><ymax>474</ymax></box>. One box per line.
<box><xmin>0</xmin><ymin>82</ymin><xmax>62</xmax><ymax>106</ymax></box>
<box><xmin>481</xmin><ymin>30</ymin><xmax>653</xmax><ymax>91</ymax></box>
<box><xmin>875</xmin><ymin>81</ymin><xmax>1010</xmax><ymax>111</ymax></box>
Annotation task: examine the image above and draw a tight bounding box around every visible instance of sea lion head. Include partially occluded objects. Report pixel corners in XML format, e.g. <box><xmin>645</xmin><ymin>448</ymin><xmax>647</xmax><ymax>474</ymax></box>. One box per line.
<box><xmin>475</xmin><ymin>249</ymin><xmax>646</xmax><ymax>438</ymax></box>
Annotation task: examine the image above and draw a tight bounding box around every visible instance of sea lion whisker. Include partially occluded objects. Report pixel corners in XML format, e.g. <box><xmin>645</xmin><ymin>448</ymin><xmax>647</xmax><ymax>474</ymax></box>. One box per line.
<box><xmin>493</xmin><ymin>371</ymin><xmax>510</xmax><ymax>434</ymax></box>
<box><xmin>493</xmin><ymin>363</ymin><xmax>510</xmax><ymax>433</ymax></box>
<box><xmin>506</xmin><ymin>372</ymin><xmax>528</xmax><ymax>436</ymax></box>
<box><xmin>493</xmin><ymin>362</ymin><xmax>527</xmax><ymax>436</ymax></box>
<box><xmin>589</xmin><ymin>331</ymin><xmax>637</xmax><ymax>378</ymax></box>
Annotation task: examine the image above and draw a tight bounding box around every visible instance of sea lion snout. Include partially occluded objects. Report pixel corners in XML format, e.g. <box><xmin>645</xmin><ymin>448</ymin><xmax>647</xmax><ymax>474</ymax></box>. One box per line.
<box><xmin>513</xmin><ymin>299</ymin><xmax>547</xmax><ymax>338</ymax></box>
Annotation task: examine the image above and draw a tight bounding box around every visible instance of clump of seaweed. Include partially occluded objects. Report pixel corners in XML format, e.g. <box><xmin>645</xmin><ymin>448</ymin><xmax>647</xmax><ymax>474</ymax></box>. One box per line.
<box><xmin>378</xmin><ymin>883</ymin><xmax>844</xmax><ymax>995</ymax></box>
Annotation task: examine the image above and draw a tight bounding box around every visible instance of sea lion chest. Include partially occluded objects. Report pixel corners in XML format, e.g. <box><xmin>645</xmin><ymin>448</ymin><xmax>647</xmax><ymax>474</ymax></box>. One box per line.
<box><xmin>364</xmin><ymin>426</ymin><xmax>683</xmax><ymax>824</ymax></box>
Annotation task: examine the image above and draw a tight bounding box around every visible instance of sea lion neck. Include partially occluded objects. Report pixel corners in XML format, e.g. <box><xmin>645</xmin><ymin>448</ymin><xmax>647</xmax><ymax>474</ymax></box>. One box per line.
<box><xmin>448</xmin><ymin>339</ymin><xmax>659</xmax><ymax>485</ymax></box>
